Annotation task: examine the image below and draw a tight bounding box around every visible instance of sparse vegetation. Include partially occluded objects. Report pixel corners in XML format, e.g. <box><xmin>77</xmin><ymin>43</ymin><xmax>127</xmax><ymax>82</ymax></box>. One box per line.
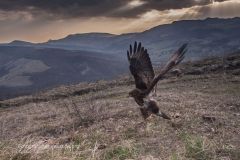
<box><xmin>12</xmin><ymin>153</ymin><xmax>31</xmax><ymax>160</ymax></box>
<box><xmin>0</xmin><ymin>53</ymin><xmax>239</xmax><ymax>159</ymax></box>
<box><xmin>180</xmin><ymin>132</ymin><xmax>213</xmax><ymax>160</ymax></box>
<box><xmin>101</xmin><ymin>145</ymin><xmax>138</xmax><ymax>160</ymax></box>
<box><xmin>170</xmin><ymin>153</ymin><xmax>180</xmax><ymax>160</ymax></box>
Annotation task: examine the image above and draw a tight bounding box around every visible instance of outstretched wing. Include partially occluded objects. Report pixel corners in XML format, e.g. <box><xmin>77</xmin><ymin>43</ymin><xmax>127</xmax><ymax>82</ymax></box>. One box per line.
<box><xmin>127</xmin><ymin>42</ymin><xmax>155</xmax><ymax>91</ymax></box>
<box><xmin>145</xmin><ymin>44</ymin><xmax>188</xmax><ymax>95</ymax></box>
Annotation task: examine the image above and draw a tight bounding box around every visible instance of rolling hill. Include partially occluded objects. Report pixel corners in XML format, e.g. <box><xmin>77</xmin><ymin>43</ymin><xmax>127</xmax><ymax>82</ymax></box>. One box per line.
<box><xmin>0</xmin><ymin>46</ymin><xmax>127</xmax><ymax>100</ymax></box>
<box><xmin>0</xmin><ymin>17</ymin><xmax>240</xmax><ymax>99</ymax></box>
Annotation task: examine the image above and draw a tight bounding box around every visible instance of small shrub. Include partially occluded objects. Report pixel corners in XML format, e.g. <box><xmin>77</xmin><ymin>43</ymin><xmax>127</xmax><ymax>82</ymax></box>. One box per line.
<box><xmin>180</xmin><ymin>132</ymin><xmax>212</xmax><ymax>160</ymax></box>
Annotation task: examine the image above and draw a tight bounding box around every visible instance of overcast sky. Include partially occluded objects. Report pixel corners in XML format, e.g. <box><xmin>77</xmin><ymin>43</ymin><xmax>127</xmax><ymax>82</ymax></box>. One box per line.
<box><xmin>0</xmin><ymin>0</ymin><xmax>239</xmax><ymax>43</ymax></box>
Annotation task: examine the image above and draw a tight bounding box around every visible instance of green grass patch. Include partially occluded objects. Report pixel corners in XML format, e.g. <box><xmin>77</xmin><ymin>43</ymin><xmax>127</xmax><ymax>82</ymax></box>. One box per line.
<box><xmin>170</xmin><ymin>153</ymin><xmax>180</xmax><ymax>160</ymax></box>
<box><xmin>102</xmin><ymin>145</ymin><xmax>137</xmax><ymax>160</ymax></box>
<box><xmin>180</xmin><ymin>132</ymin><xmax>213</xmax><ymax>160</ymax></box>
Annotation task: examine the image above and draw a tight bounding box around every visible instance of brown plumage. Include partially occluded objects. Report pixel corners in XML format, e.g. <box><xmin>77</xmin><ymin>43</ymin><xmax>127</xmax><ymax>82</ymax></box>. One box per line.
<box><xmin>127</xmin><ymin>42</ymin><xmax>187</xmax><ymax>119</ymax></box>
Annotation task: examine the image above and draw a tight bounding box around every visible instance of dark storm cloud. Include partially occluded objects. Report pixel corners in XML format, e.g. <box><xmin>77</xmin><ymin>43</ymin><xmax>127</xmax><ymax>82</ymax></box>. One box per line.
<box><xmin>0</xmin><ymin>0</ymin><xmax>230</xmax><ymax>19</ymax></box>
<box><xmin>0</xmin><ymin>0</ymin><xmax>127</xmax><ymax>18</ymax></box>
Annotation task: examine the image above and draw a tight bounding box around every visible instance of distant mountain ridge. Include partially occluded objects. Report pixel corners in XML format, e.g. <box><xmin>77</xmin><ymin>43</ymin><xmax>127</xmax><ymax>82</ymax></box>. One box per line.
<box><xmin>0</xmin><ymin>17</ymin><xmax>240</xmax><ymax>99</ymax></box>
<box><xmin>3</xmin><ymin>17</ymin><xmax>240</xmax><ymax>61</ymax></box>
<box><xmin>2</xmin><ymin>18</ymin><xmax>240</xmax><ymax>57</ymax></box>
<box><xmin>0</xmin><ymin>40</ymin><xmax>34</xmax><ymax>47</ymax></box>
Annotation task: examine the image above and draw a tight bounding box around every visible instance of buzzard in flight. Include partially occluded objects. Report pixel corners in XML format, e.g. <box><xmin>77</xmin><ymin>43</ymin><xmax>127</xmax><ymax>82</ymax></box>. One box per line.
<box><xmin>127</xmin><ymin>42</ymin><xmax>187</xmax><ymax>120</ymax></box>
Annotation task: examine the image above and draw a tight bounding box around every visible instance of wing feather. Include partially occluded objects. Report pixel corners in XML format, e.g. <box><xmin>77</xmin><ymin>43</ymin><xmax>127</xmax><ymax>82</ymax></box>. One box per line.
<box><xmin>144</xmin><ymin>43</ymin><xmax>188</xmax><ymax>95</ymax></box>
<box><xmin>127</xmin><ymin>42</ymin><xmax>155</xmax><ymax>91</ymax></box>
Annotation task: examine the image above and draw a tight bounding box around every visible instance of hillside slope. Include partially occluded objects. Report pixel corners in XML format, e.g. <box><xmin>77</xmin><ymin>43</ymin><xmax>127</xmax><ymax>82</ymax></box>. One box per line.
<box><xmin>0</xmin><ymin>53</ymin><xmax>239</xmax><ymax>160</ymax></box>
<box><xmin>0</xmin><ymin>46</ymin><xmax>127</xmax><ymax>100</ymax></box>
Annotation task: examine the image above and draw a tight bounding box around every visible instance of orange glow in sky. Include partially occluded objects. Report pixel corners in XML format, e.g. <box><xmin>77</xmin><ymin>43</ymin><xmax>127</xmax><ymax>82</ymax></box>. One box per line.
<box><xmin>0</xmin><ymin>0</ymin><xmax>239</xmax><ymax>43</ymax></box>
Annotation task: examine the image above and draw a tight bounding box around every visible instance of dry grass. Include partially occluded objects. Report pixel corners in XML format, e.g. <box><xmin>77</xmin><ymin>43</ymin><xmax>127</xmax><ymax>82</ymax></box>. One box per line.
<box><xmin>0</xmin><ymin>54</ymin><xmax>240</xmax><ymax>160</ymax></box>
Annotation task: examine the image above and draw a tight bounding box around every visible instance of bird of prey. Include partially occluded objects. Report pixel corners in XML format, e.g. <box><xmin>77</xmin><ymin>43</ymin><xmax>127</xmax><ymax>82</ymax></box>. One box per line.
<box><xmin>127</xmin><ymin>42</ymin><xmax>187</xmax><ymax>120</ymax></box>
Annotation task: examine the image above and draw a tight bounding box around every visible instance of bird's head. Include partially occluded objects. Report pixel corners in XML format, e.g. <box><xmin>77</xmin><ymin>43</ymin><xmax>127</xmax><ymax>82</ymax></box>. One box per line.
<box><xmin>129</xmin><ymin>88</ymin><xmax>145</xmax><ymax>106</ymax></box>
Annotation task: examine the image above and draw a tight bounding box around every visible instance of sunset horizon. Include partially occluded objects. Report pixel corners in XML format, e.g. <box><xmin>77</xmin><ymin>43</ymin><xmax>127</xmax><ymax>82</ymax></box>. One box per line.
<box><xmin>0</xmin><ymin>0</ymin><xmax>239</xmax><ymax>43</ymax></box>
<box><xmin>3</xmin><ymin>17</ymin><xmax>237</xmax><ymax>44</ymax></box>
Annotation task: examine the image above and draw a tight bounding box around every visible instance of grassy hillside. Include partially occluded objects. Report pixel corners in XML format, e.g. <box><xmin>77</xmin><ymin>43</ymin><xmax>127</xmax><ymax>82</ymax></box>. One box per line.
<box><xmin>0</xmin><ymin>53</ymin><xmax>239</xmax><ymax>160</ymax></box>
